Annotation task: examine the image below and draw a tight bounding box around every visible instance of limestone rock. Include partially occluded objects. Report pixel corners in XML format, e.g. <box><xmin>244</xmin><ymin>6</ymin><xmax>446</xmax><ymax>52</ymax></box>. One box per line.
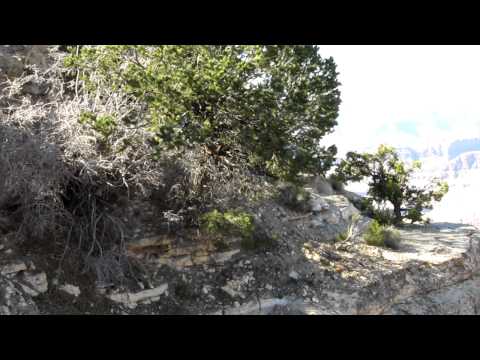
<box><xmin>289</xmin><ymin>270</ymin><xmax>300</xmax><ymax>280</ymax></box>
<box><xmin>0</xmin><ymin>276</ymin><xmax>38</xmax><ymax>315</ymax></box>
<box><xmin>213</xmin><ymin>298</ymin><xmax>291</xmax><ymax>315</ymax></box>
<box><xmin>1</xmin><ymin>261</ymin><xmax>27</xmax><ymax>276</ymax></box>
<box><xmin>221</xmin><ymin>274</ymin><xmax>252</xmax><ymax>299</ymax></box>
<box><xmin>108</xmin><ymin>283</ymin><xmax>168</xmax><ymax>309</ymax></box>
<box><xmin>310</xmin><ymin>196</ymin><xmax>330</xmax><ymax>213</ymax></box>
<box><xmin>340</xmin><ymin>190</ymin><xmax>366</xmax><ymax>210</ymax></box>
<box><xmin>59</xmin><ymin>284</ymin><xmax>81</xmax><ymax>298</ymax></box>
<box><xmin>311</xmin><ymin>176</ymin><xmax>335</xmax><ymax>195</ymax></box>
<box><xmin>215</xmin><ymin>222</ymin><xmax>480</xmax><ymax>315</ymax></box>
<box><xmin>324</xmin><ymin>213</ymin><xmax>340</xmax><ymax>225</ymax></box>
<box><xmin>306</xmin><ymin>194</ymin><xmax>364</xmax><ymax>242</ymax></box>
<box><xmin>212</xmin><ymin>249</ymin><xmax>240</xmax><ymax>263</ymax></box>
<box><xmin>221</xmin><ymin>285</ymin><xmax>243</xmax><ymax>298</ymax></box>
<box><xmin>385</xmin><ymin>275</ymin><xmax>480</xmax><ymax>315</ymax></box>
<box><xmin>19</xmin><ymin>271</ymin><xmax>48</xmax><ymax>297</ymax></box>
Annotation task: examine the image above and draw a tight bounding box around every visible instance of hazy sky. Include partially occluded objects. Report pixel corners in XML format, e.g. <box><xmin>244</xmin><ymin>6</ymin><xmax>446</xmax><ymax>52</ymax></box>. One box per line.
<box><xmin>318</xmin><ymin>45</ymin><xmax>480</xmax><ymax>156</ymax></box>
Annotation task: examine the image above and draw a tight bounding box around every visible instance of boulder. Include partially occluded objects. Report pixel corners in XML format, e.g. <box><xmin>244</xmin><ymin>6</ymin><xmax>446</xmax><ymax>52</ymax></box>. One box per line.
<box><xmin>309</xmin><ymin>195</ymin><xmax>330</xmax><ymax>213</ymax></box>
<box><xmin>308</xmin><ymin>194</ymin><xmax>363</xmax><ymax>241</ymax></box>
<box><xmin>1</xmin><ymin>261</ymin><xmax>28</xmax><ymax>276</ymax></box>
<box><xmin>59</xmin><ymin>284</ymin><xmax>81</xmax><ymax>297</ymax></box>
<box><xmin>0</xmin><ymin>276</ymin><xmax>39</xmax><ymax>315</ymax></box>
<box><xmin>310</xmin><ymin>175</ymin><xmax>335</xmax><ymax>195</ymax></box>
<box><xmin>19</xmin><ymin>271</ymin><xmax>48</xmax><ymax>297</ymax></box>
<box><xmin>108</xmin><ymin>283</ymin><xmax>169</xmax><ymax>309</ymax></box>
<box><xmin>340</xmin><ymin>190</ymin><xmax>366</xmax><ymax>210</ymax></box>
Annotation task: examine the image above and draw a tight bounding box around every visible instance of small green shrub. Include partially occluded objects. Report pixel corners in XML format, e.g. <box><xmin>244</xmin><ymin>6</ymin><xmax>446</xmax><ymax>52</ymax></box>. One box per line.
<box><xmin>277</xmin><ymin>182</ymin><xmax>311</xmax><ymax>212</ymax></box>
<box><xmin>382</xmin><ymin>226</ymin><xmax>402</xmax><ymax>250</ymax></box>
<box><xmin>79</xmin><ymin>111</ymin><xmax>117</xmax><ymax>140</ymax></box>
<box><xmin>364</xmin><ymin>219</ymin><xmax>402</xmax><ymax>249</ymax></box>
<box><xmin>364</xmin><ymin>220</ymin><xmax>385</xmax><ymax>247</ymax></box>
<box><xmin>372</xmin><ymin>206</ymin><xmax>396</xmax><ymax>226</ymax></box>
<box><xmin>335</xmin><ymin>231</ymin><xmax>349</xmax><ymax>242</ymax></box>
<box><xmin>200</xmin><ymin>209</ymin><xmax>275</xmax><ymax>252</ymax></box>
<box><xmin>200</xmin><ymin>209</ymin><xmax>255</xmax><ymax>239</ymax></box>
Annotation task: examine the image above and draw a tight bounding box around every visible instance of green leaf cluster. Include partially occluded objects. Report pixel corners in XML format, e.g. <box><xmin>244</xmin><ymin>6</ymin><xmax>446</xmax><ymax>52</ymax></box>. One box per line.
<box><xmin>66</xmin><ymin>45</ymin><xmax>341</xmax><ymax>181</ymax></box>
<box><xmin>334</xmin><ymin>145</ymin><xmax>449</xmax><ymax>225</ymax></box>
<box><xmin>79</xmin><ymin>111</ymin><xmax>117</xmax><ymax>140</ymax></box>
<box><xmin>364</xmin><ymin>219</ymin><xmax>402</xmax><ymax>249</ymax></box>
<box><xmin>200</xmin><ymin>209</ymin><xmax>255</xmax><ymax>239</ymax></box>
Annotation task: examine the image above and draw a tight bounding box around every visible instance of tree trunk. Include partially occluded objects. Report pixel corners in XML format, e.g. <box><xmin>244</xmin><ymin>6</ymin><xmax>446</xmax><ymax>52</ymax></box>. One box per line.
<box><xmin>393</xmin><ymin>202</ymin><xmax>402</xmax><ymax>225</ymax></box>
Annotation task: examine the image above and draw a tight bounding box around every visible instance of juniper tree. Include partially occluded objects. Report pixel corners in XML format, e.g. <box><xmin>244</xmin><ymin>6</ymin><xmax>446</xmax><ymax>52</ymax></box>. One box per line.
<box><xmin>65</xmin><ymin>45</ymin><xmax>341</xmax><ymax>181</ymax></box>
<box><xmin>333</xmin><ymin>145</ymin><xmax>449</xmax><ymax>225</ymax></box>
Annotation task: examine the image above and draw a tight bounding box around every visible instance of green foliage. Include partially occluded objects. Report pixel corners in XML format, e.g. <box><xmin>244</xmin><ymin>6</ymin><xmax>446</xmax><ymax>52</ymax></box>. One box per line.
<box><xmin>364</xmin><ymin>220</ymin><xmax>384</xmax><ymax>247</ymax></box>
<box><xmin>335</xmin><ymin>231</ymin><xmax>349</xmax><ymax>242</ymax></box>
<box><xmin>382</xmin><ymin>226</ymin><xmax>402</xmax><ymax>250</ymax></box>
<box><xmin>371</xmin><ymin>206</ymin><xmax>396</xmax><ymax>226</ymax></box>
<box><xmin>79</xmin><ymin>111</ymin><xmax>117</xmax><ymax>140</ymax></box>
<box><xmin>277</xmin><ymin>182</ymin><xmax>311</xmax><ymax>212</ymax></box>
<box><xmin>65</xmin><ymin>45</ymin><xmax>341</xmax><ymax>181</ymax></box>
<box><xmin>200</xmin><ymin>209</ymin><xmax>255</xmax><ymax>239</ymax></box>
<box><xmin>334</xmin><ymin>145</ymin><xmax>449</xmax><ymax>225</ymax></box>
<box><xmin>199</xmin><ymin>209</ymin><xmax>274</xmax><ymax>251</ymax></box>
<box><xmin>364</xmin><ymin>220</ymin><xmax>402</xmax><ymax>249</ymax></box>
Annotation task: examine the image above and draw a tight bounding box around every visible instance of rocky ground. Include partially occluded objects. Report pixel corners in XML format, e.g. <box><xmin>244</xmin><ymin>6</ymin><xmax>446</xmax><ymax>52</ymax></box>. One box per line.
<box><xmin>1</xmin><ymin>187</ymin><xmax>479</xmax><ymax>315</ymax></box>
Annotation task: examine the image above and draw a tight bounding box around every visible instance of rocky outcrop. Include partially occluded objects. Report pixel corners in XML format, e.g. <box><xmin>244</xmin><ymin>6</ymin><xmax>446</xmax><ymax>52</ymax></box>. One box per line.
<box><xmin>309</xmin><ymin>175</ymin><xmax>335</xmax><ymax>195</ymax></box>
<box><xmin>107</xmin><ymin>283</ymin><xmax>169</xmax><ymax>309</ymax></box>
<box><xmin>216</xmin><ymin>222</ymin><xmax>480</xmax><ymax>315</ymax></box>
<box><xmin>385</xmin><ymin>276</ymin><xmax>480</xmax><ymax>315</ymax></box>
<box><xmin>0</xmin><ymin>276</ymin><xmax>38</xmax><ymax>315</ymax></box>
<box><xmin>0</xmin><ymin>260</ymin><xmax>46</xmax><ymax>315</ymax></box>
<box><xmin>2</xmin><ymin>188</ymin><xmax>479</xmax><ymax>315</ymax></box>
<box><xmin>308</xmin><ymin>193</ymin><xmax>368</xmax><ymax>241</ymax></box>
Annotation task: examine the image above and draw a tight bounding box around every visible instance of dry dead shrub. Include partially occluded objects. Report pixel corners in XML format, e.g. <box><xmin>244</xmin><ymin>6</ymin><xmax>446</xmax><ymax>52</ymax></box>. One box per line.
<box><xmin>0</xmin><ymin>48</ymin><xmax>163</xmax><ymax>281</ymax></box>
<box><xmin>149</xmin><ymin>145</ymin><xmax>276</xmax><ymax>228</ymax></box>
<box><xmin>0</xmin><ymin>46</ymin><xmax>276</xmax><ymax>284</ymax></box>
<box><xmin>0</xmin><ymin>116</ymin><xmax>70</xmax><ymax>246</ymax></box>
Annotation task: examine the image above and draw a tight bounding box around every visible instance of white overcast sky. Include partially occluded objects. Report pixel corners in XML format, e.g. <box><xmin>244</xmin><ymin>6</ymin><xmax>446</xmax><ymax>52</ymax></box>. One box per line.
<box><xmin>317</xmin><ymin>45</ymin><xmax>480</xmax><ymax>156</ymax></box>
